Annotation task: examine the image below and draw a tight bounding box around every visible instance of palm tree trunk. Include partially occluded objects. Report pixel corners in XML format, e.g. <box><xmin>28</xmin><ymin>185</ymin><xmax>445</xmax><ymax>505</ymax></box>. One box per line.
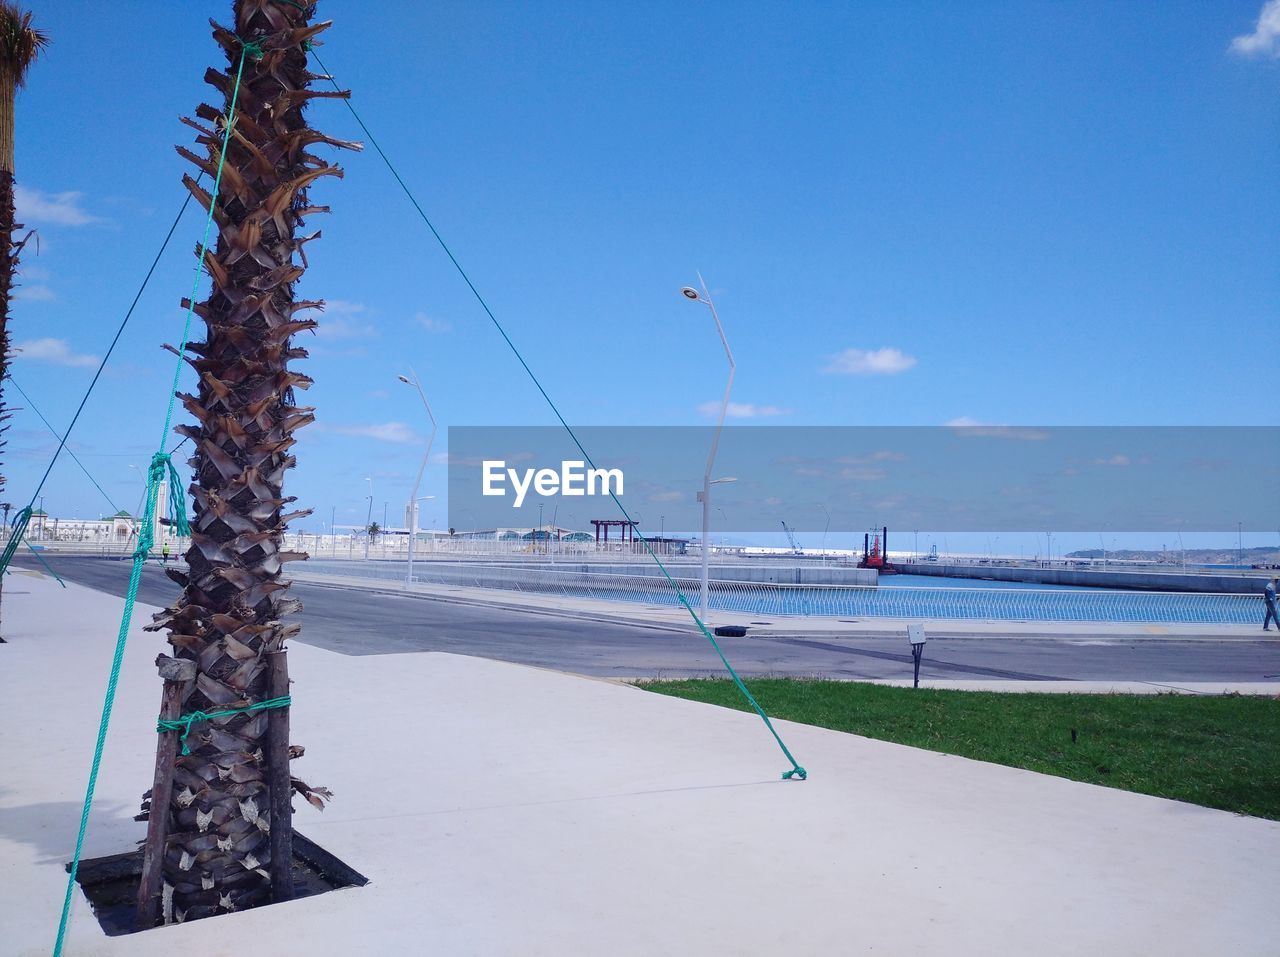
<box><xmin>0</xmin><ymin>71</ymin><xmax>18</xmax><ymax>639</ymax></box>
<box><xmin>141</xmin><ymin>0</ymin><xmax>354</xmax><ymax>923</ymax></box>
<box><xmin>1</xmin><ymin>2</ymin><xmax>50</xmax><ymax>636</ymax></box>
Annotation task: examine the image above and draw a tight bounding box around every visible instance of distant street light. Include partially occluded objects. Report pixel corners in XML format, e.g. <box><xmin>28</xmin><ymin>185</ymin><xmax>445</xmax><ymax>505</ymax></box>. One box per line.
<box><xmin>364</xmin><ymin>476</ymin><xmax>374</xmax><ymax>560</ymax></box>
<box><xmin>682</xmin><ymin>273</ymin><xmax>735</xmax><ymax>621</ymax></box>
<box><xmin>817</xmin><ymin>503</ymin><xmax>830</xmax><ymax>562</ymax></box>
<box><xmin>696</xmin><ymin>477</ymin><xmax>737</xmax><ymax>614</ymax></box>
<box><xmin>398</xmin><ymin>370</ymin><xmax>437</xmax><ymax>586</ymax></box>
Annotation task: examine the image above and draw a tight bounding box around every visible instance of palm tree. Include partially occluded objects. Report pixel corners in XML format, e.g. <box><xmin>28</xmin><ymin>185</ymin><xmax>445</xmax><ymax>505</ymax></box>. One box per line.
<box><xmin>141</xmin><ymin>0</ymin><xmax>357</xmax><ymax>923</ymax></box>
<box><xmin>0</xmin><ymin>2</ymin><xmax>49</xmax><ymax>639</ymax></box>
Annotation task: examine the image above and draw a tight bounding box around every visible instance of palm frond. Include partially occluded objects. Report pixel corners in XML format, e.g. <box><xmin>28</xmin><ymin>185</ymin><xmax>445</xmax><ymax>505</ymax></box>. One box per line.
<box><xmin>0</xmin><ymin>2</ymin><xmax>50</xmax><ymax>86</ymax></box>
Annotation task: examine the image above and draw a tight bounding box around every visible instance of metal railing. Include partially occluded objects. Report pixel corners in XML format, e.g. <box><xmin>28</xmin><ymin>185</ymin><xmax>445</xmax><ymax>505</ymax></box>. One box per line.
<box><xmin>297</xmin><ymin>559</ymin><xmax>1262</xmax><ymax>625</ymax></box>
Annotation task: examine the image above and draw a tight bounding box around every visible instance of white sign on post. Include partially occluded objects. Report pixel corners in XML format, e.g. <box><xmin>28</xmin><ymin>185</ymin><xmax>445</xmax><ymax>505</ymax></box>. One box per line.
<box><xmin>907</xmin><ymin>623</ymin><xmax>926</xmax><ymax>646</ymax></box>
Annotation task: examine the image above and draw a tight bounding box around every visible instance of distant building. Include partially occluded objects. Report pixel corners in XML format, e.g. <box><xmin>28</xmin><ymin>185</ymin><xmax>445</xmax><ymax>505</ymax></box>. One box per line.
<box><xmin>27</xmin><ymin>510</ymin><xmax>138</xmax><ymax>543</ymax></box>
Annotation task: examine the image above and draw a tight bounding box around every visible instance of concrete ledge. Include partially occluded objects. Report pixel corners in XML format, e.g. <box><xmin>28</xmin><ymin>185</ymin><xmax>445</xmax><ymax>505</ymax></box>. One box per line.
<box><xmin>3</xmin><ymin>572</ymin><xmax>1278</xmax><ymax>956</ymax></box>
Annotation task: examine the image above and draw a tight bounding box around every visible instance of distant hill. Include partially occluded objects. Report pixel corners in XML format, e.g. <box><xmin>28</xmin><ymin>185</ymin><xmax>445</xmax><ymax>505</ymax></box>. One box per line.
<box><xmin>1066</xmin><ymin>546</ymin><xmax>1280</xmax><ymax>567</ymax></box>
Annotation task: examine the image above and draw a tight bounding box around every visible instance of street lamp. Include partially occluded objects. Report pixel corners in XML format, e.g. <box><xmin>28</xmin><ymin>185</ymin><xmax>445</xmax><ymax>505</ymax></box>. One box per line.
<box><xmin>697</xmin><ymin>476</ymin><xmax>737</xmax><ymax>616</ymax></box>
<box><xmin>817</xmin><ymin>503</ymin><xmax>830</xmax><ymax>562</ymax></box>
<box><xmin>682</xmin><ymin>273</ymin><xmax>735</xmax><ymax>621</ymax></box>
<box><xmin>398</xmin><ymin>370</ymin><xmax>436</xmax><ymax>586</ymax></box>
<box><xmin>364</xmin><ymin>477</ymin><xmax>374</xmax><ymax>560</ymax></box>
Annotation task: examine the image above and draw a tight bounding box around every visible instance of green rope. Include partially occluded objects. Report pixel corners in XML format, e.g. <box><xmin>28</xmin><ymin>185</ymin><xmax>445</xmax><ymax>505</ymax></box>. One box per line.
<box><xmin>21</xmin><ymin>539</ymin><xmax>66</xmax><ymax>587</ymax></box>
<box><xmin>309</xmin><ymin>51</ymin><xmax>806</xmax><ymax>781</ymax></box>
<box><xmin>159</xmin><ymin>696</ymin><xmax>292</xmax><ymax>755</ymax></box>
<box><xmin>6</xmin><ymin>376</ymin><xmax>125</xmax><ymax>517</ymax></box>
<box><xmin>0</xmin><ymin>505</ymin><xmax>31</xmax><ymax>578</ymax></box>
<box><xmin>53</xmin><ymin>43</ymin><xmax>252</xmax><ymax>957</ymax></box>
<box><xmin>0</xmin><ymin>188</ymin><xmax>195</xmax><ymax>584</ymax></box>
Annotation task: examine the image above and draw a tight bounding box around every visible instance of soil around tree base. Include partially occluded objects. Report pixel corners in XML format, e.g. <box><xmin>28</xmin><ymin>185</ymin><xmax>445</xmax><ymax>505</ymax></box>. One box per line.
<box><xmin>67</xmin><ymin>831</ymin><xmax>368</xmax><ymax>936</ymax></box>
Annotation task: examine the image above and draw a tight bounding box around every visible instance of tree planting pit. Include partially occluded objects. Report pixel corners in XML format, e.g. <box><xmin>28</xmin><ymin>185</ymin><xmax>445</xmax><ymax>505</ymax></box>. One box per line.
<box><xmin>66</xmin><ymin>831</ymin><xmax>367</xmax><ymax>936</ymax></box>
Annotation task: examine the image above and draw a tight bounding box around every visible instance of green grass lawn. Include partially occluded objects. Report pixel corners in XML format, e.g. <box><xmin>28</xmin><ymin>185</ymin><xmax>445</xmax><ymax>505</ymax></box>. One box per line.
<box><xmin>639</xmin><ymin>679</ymin><xmax>1280</xmax><ymax>820</ymax></box>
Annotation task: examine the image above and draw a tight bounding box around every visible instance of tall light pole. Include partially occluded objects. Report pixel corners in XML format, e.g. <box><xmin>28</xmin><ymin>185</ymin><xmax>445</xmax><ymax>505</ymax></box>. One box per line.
<box><xmin>683</xmin><ymin>274</ymin><xmax>736</xmax><ymax>621</ymax></box>
<box><xmin>1237</xmin><ymin>521</ymin><xmax>1243</xmax><ymax>566</ymax></box>
<box><xmin>817</xmin><ymin>503</ymin><xmax>830</xmax><ymax>562</ymax></box>
<box><xmin>398</xmin><ymin>370</ymin><xmax>436</xmax><ymax>587</ymax></box>
<box><xmin>364</xmin><ymin>477</ymin><xmax>374</xmax><ymax>560</ymax></box>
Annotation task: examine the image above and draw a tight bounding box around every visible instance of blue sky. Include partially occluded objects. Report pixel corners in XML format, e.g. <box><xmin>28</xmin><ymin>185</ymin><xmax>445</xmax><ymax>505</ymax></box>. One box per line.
<box><xmin>7</xmin><ymin>1</ymin><xmax>1278</xmax><ymax>553</ymax></box>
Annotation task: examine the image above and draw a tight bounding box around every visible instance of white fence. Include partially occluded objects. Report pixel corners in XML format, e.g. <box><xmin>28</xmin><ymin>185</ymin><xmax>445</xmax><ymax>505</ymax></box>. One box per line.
<box><xmin>297</xmin><ymin>559</ymin><xmax>1262</xmax><ymax>625</ymax></box>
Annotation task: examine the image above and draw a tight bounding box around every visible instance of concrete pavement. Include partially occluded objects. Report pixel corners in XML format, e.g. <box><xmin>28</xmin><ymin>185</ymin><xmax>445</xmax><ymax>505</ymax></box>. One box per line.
<box><xmin>2</xmin><ymin>570</ymin><xmax>1279</xmax><ymax>956</ymax></box>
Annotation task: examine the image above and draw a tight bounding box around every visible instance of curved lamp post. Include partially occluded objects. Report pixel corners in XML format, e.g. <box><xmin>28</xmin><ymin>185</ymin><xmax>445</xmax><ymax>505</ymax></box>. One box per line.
<box><xmin>364</xmin><ymin>477</ymin><xmax>374</xmax><ymax>560</ymax></box>
<box><xmin>682</xmin><ymin>273</ymin><xmax>735</xmax><ymax>621</ymax></box>
<box><xmin>398</xmin><ymin>370</ymin><xmax>437</xmax><ymax>586</ymax></box>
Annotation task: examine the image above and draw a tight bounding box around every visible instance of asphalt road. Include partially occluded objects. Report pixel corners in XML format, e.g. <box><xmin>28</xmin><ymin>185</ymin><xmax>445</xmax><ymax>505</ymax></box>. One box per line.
<box><xmin>17</xmin><ymin>556</ymin><xmax>1279</xmax><ymax>683</ymax></box>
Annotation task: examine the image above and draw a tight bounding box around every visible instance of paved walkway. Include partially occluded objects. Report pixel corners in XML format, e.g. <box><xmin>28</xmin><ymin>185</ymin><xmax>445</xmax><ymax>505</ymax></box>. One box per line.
<box><xmin>3</xmin><ymin>570</ymin><xmax>1278</xmax><ymax>956</ymax></box>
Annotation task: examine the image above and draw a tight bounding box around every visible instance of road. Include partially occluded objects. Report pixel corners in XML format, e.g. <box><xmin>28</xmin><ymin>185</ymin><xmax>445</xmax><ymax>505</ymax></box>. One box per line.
<box><xmin>16</xmin><ymin>556</ymin><xmax>1279</xmax><ymax>683</ymax></box>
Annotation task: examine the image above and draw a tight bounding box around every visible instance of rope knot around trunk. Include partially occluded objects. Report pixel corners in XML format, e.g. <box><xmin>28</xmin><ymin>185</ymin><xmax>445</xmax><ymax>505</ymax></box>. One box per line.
<box><xmin>157</xmin><ymin>696</ymin><xmax>292</xmax><ymax>755</ymax></box>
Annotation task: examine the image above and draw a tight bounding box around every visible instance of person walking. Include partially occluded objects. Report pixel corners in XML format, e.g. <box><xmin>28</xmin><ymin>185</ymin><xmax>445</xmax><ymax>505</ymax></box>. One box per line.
<box><xmin>1265</xmin><ymin>577</ymin><xmax>1279</xmax><ymax>632</ymax></box>
<box><xmin>162</xmin><ymin>541</ymin><xmax>170</xmax><ymax>564</ymax></box>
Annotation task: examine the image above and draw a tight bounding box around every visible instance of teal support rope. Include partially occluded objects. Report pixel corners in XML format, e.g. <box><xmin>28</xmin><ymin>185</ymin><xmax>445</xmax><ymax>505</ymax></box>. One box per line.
<box><xmin>52</xmin><ymin>42</ymin><xmax>252</xmax><ymax>957</ymax></box>
<box><xmin>0</xmin><ymin>505</ymin><xmax>31</xmax><ymax>579</ymax></box>
<box><xmin>6</xmin><ymin>376</ymin><xmax>126</xmax><ymax>517</ymax></box>
<box><xmin>309</xmin><ymin>51</ymin><xmax>805</xmax><ymax>781</ymax></box>
<box><xmin>158</xmin><ymin>696</ymin><xmax>292</xmax><ymax>755</ymax></box>
<box><xmin>0</xmin><ymin>187</ymin><xmax>195</xmax><ymax>582</ymax></box>
<box><xmin>20</xmin><ymin>539</ymin><xmax>65</xmax><ymax>587</ymax></box>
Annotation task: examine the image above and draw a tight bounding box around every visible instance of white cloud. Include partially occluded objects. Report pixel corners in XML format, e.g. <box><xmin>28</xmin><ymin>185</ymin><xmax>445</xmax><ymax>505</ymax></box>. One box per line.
<box><xmin>301</xmin><ymin>300</ymin><xmax>377</xmax><ymax>339</ymax></box>
<box><xmin>329</xmin><ymin>422</ymin><xmax>421</xmax><ymax>444</ymax></box>
<box><xmin>14</xmin><ymin>337</ymin><xmax>99</xmax><ymax>368</ymax></box>
<box><xmin>1231</xmin><ymin>1</ymin><xmax>1280</xmax><ymax>57</ymax></box>
<box><xmin>944</xmin><ymin>417</ymin><xmax>1049</xmax><ymax>441</ymax></box>
<box><xmin>14</xmin><ymin>284</ymin><xmax>55</xmax><ymax>302</ymax></box>
<box><xmin>649</xmin><ymin>490</ymin><xmax>685</xmax><ymax>503</ymax></box>
<box><xmin>837</xmin><ymin>450</ymin><xmax>905</xmax><ymax>464</ymax></box>
<box><xmin>14</xmin><ymin>187</ymin><xmax>101</xmax><ymax>227</ymax></box>
<box><xmin>20</xmin><ymin>265</ymin><xmax>51</xmax><ymax>281</ymax></box>
<box><xmin>315</xmin><ymin>317</ymin><xmax>376</xmax><ymax>340</ymax></box>
<box><xmin>839</xmin><ymin>467</ymin><xmax>888</xmax><ymax>481</ymax></box>
<box><xmin>822</xmin><ymin>347</ymin><xmax>917</xmax><ymax>375</ymax></box>
<box><xmin>1093</xmin><ymin>454</ymin><xmax>1131</xmax><ymax>467</ymax></box>
<box><xmin>415</xmin><ymin>312</ymin><xmax>452</xmax><ymax>334</ymax></box>
<box><xmin>698</xmin><ymin>400</ymin><xmax>789</xmax><ymax>419</ymax></box>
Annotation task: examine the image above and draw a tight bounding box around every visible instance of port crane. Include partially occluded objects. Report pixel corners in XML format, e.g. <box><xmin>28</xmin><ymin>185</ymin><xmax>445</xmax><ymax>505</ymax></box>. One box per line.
<box><xmin>780</xmin><ymin>520</ymin><xmax>803</xmax><ymax>556</ymax></box>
